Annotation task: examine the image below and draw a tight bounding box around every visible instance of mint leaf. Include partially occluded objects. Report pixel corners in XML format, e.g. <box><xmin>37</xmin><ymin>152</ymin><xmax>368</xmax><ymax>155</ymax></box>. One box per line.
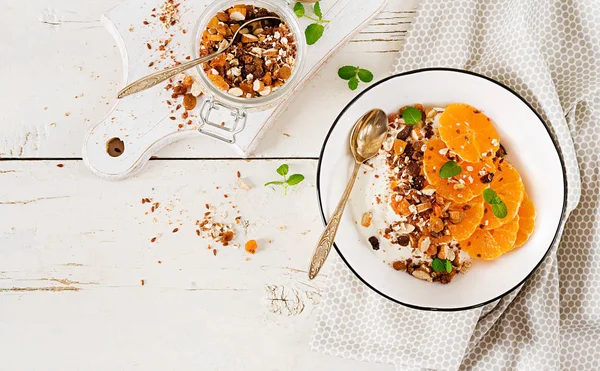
<box><xmin>276</xmin><ymin>164</ymin><xmax>289</xmax><ymax>176</ymax></box>
<box><xmin>313</xmin><ymin>1</ymin><xmax>322</xmax><ymax>19</ymax></box>
<box><xmin>492</xmin><ymin>202</ymin><xmax>508</xmax><ymax>218</ymax></box>
<box><xmin>293</xmin><ymin>2</ymin><xmax>305</xmax><ymax>17</ymax></box>
<box><xmin>338</xmin><ymin>66</ymin><xmax>357</xmax><ymax>80</ymax></box>
<box><xmin>357</xmin><ymin>68</ymin><xmax>373</xmax><ymax>83</ymax></box>
<box><xmin>305</xmin><ymin>23</ymin><xmax>324</xmax><ymax>45</ymax></box>
<box><xmin>287</xmin><ymin>174</ymin><xmax>305</xmax><ymax>186</ymax></box>
<box><xmin>483</xmin><ymin>188</ymin><xmax>502</xmax><ymax>205</ymax></box>
<box><xmin>265</xmin><ymin>181</ymin><xmax>284</xmax><ymax>186</ymax></box>
<box><xmin>402</xmin><ymin>107</ymin><xmax>422</xmax><ymax>125</ymax></box>
<box><xmin>348</xmin><ymin>77</ymin><xmax>359</xmax><ymax>90</ymax></box>
<box><xmin>444</xmin><ymin>260</ymin><xmax>452</xmax><ymax>273</ymax></box>
<box><xmin>439</xmin><ymin>161</ymin><xmax>462</xmax><ymax>179</ymax></box>
<box><xmin>432</xmin><ymin>258</ymin><xmax>446</xmax><ymax>272</ymax></box>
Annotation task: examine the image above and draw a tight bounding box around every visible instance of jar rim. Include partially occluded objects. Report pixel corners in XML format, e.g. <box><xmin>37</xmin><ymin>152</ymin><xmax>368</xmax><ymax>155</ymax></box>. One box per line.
<box><xmin>191</xmin><ymin>0</ymin><xmax>306</xmax><ymax>110</ymax></box>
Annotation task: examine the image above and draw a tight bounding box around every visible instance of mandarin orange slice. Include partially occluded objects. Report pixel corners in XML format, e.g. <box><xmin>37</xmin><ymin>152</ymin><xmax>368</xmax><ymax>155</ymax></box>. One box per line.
<box><xmin>446</xmin><ymin>196</ymin><xmax>485</xmax><ymax>241</ymax></box>
<box><xmin>462</xmin><ymin>214</ymin><xmax>520</xmax><ymax>260</ymax></box>
<box><xmin>490</xmin><ymin>215</ymin><xmax>520</xmax><ymax>254</ymax></box>
<box><xmin>514</xmin><ymin>193</ymin><xmax>536</xmax><ymax>248</ymax></box>
<box><xmin>461</xmin><ymin>228</ymin><xmax>502</xmax><ymax>260</ymax></box>
<box><xmin>423</xmin><ymin>138</ymin><xmax>495</xmax><ymax>202</ymax></box>
<box><xmin>481</xmin><ymin>160</ymin><xmax>524</xmax><ymax>230</ymax></box>
<box><xmin>439</xmin><ymin>104</ymin><xmax>500</xmax><ymax>163</ymax></box>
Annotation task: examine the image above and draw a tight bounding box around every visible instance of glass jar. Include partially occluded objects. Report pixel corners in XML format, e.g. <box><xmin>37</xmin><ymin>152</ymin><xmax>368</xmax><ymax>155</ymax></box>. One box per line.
<box><xmin>191</xmin><ymin>0</ymin><xmax>305</xmax><ymax>143</ymax></box>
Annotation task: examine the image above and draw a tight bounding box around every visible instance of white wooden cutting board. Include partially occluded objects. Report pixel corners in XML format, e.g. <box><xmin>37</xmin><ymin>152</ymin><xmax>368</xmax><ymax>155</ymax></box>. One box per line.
<box><xmin>82</xmin><ymin>0</ymin><xmax>387</xmax><ymax>179</ymax></box>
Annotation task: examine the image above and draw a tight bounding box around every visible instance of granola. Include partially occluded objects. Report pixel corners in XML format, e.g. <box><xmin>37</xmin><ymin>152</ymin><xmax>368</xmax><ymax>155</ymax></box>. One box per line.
<box><xmin>200</xmin><ymin>4</ymin><xmax>297</xmax><ymax>98</ymax></box>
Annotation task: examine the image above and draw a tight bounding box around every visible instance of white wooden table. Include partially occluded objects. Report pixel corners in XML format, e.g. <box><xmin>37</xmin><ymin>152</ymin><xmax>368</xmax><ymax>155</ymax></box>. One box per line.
<box><xmin>0</xmin><ymin>1</ymin><xmax>418</xmax><ymax>369</ymax></box>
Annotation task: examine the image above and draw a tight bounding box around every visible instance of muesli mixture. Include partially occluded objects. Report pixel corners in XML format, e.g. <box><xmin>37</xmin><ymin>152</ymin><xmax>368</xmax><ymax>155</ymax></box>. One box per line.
<box><xmin>200</xmin><ymin>5</ymin><xmax>297</xmax><ymax>98</ymax></box>
<box><xmin>362</xmin><ymin>103</ymin><xmax>535</xmax><ymax>284</ymax></box>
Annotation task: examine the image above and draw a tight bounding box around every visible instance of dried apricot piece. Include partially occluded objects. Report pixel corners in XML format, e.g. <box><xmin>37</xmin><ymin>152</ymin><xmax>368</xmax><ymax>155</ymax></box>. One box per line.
<box><xmin>439</xmin><ymin>104</ymin><xmax>500</xmax><ymax>163</ymax></box>
<box><xmin>245</xmin><ymin>239</ymin><xmax>258</xmax><ymax>254</ymax></box>
<box><xmin>446</xmin><ymin>196</ymin><xmax>484</xmax><ymax>241</ymax></box>
<box><xmin>183</xmin><ymin>94</ymin><xmax>197</xmax><ymax>110</ymax></box>
<box><xmin>481</xmin><ymin>160</ymin><xmax>524</xmax><ymax>230</ymax></box>
<box><xmin>514</xmin><ymin>193</ymin><xmax>536</xmax><ymax>248</ymax></box>
<box><xmin>208</xmin><ymin>73</ymin><xmax>229</xmax><ymax>91</ymax></box>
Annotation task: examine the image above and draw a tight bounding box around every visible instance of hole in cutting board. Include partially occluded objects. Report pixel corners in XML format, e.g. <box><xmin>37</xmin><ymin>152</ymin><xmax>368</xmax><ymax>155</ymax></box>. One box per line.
<box><xmin>106</xmin><ymin>137</ymin><xmax>125</xmax><ymax>157</ymax></box>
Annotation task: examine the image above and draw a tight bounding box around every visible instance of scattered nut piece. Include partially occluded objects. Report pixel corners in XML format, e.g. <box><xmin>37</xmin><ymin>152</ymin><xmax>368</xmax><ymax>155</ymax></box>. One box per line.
<box><xmin>361</xmin><ymin>212</ymin><xmax>373</xmax><ymax>228</ymax></box>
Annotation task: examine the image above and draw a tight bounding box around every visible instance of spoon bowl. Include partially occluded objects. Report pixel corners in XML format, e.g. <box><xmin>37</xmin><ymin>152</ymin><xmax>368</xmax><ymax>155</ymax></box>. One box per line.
<box><xmin>117</xmin><ymin>16</ymin><xmax>280</xmax><ymax>99</ymax></box>
<box><xmin>308</xmin><ymin>108</ymin><xmax>388</xmax><ymax>280</ymax></box>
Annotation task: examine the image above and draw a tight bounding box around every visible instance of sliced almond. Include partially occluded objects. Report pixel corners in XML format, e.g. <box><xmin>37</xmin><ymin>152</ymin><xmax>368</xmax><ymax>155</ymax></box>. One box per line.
<box><xmin>438</xmin><ymin>245</ymin><xmax>449</xmax><ymax>260</ymax></box>
<box><xmin>421</xmin><ymin>185</ymin><xmax>436</xmax><ymax>196</ymax></box>
<box><xmin>263</xmin><ymin>48</ymin><xmax>278</xmax><ymax>57</ymax></box>
<box><xmin>416</xmin><ymin>202</ymin><xmax>432</xmax><ymax>213</ymax></box>
<box><xmin>253</xmin><ymin>79</ymin><xmax>264</xmax><ymax>92</ymax></box>
<box><xmin>453</xmin><ymin>183</ymin><xmax>465</xmax><ymax>190</ymax></box>
<box><xmin>258</xmin><ymin>85</ymin><xmax>272</xmax><ymax>96</ymax></box>
<box><xmin>412</xmin><ymin>268</ymin><xmax>433</xmax><ymax>282</ymax></box>
<box><xmin>228</xmin><ymin>87</ymin><xmax>243</xmax><ymax>97</ymax></box>
<box><xmin>237</xmin><ymin>177</ymin><xmax>251</xmax><ymax>190</ymax></box>
<box><xmin>228</xmin><ymin>7</ymin><xmax>246</xmax><ymax>21</ymax></box>
<box><xmin>418</xmin><ymin>236</ymin><xmax>431</xmax><ymax>253</ymax></box>
<box><xmin>241</xmin><ymin>34</ymin><xmax>258</xmax><ymax>43</ymax></box>
<box><xmin>360</xmin><ymin>212</ymin><xmax>372</xmax><ymax>228</ymax></box>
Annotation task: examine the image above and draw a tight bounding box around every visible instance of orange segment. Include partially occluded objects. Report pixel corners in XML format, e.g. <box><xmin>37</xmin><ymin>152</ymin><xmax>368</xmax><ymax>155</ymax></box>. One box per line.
<box><xmin>481</xmin><ymin>160</ymin><xmax>524</xmax><ymax>230</ymax></box>
<box><xmin>490</xmin><ymin>215</ymin><xmax>520</xmax><ymax>254</ymax></box>
<box><xmin>462</xmin><ymin>214</ymin><xmax>520</xmax><ymax>260</ymax></box>
<box><xmin>439</xmin><ymin>104</ymin><xmax>500</xmax><ymax>162</ymax></box>
<box><xmin>423</xmin><ymin>138</ymin><xmax>495</xmax><ymax>202</ymax></box>
<box><xmin>447</xmin><ymin>196</ymin><xmax>484</xmax><ymax>241</ymax></box>
<box><xmin>514</xmin><ymin>193</ymin><xmax>536</xmax><ymax>248</ymax></box>
<box><xmin>461</xmin><ymin>228</ymin><xmax>502</xmax><ymax>260</ymax></box>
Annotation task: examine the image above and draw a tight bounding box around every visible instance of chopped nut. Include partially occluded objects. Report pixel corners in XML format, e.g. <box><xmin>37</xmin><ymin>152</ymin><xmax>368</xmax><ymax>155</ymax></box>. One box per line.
<box><xmin>241</xmin><ymin>34</ymin><xmax>258</xmax><ymax>43</ymax></box>
<box><xmin>228</xmin><ymin>87</ymin><xmax>244</xmax><ymax>97</ymax></box>
<box><xmin>418</xmin><ymin>236</ymin><xmax>431</xmax><ymax>253</ymax></box>
<box><xmin>449</xmin><ymin>211</ymin><xmax>466</xmax><ymax>224</ymax></box>
<box><xmin>392</xmin><ymin>261</ymin><xmax>407</xmax><ymax>271</ymax></box>
<box><xmin>421</xmin><ymin>185</ymin><xmax>436</xmax><ymax>196</ymax></box>
<box><xmin>453</xmin><ymin>183</ymin><xmax>466</xmax><ymax>190</ymax></box>
<box><xmin>412</xmin><ymin>268</ymin><xmax>433</xmax><ymax>282</ymax></box>
<box><xmin>361</xmin><ymin>212</ymin><xmax>373</xmax><ymax>228</ymax></box>
<box><xmin>416</xmin><ymin>202</ymin><xmax>432</xmax><ymax>213</ymax></box>
<box><xmin>429</xmin><ymin>215</ymin><xmax>444</xmax><ymax>233</ymax></box>
<box><xmin>237</xmin><ymin>177</ymin><xmax>251</xmax><ymax>190</ymax></box>
<box><xmin>228</xmin><ymin>7</ymin><xmax>246</xmax><ymax>21</ymax></box>
<box><xmin>438</xmin><ymin>245</ymin><xmax>449</xmax><ymax>260</ymax></box>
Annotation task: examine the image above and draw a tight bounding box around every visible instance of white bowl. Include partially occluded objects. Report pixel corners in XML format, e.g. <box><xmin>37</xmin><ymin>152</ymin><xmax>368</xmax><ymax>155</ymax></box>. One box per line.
<box><xmin>317</xmin><ymin>68</ymin><xmax>566</xmax><ymax>311</ymax></box>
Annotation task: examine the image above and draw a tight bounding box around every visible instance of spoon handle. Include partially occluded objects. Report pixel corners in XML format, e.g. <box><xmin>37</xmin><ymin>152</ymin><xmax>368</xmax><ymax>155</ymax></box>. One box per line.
<box><xmin>117</xmin><ymin>50</ymin><xmax>224</xmax><ymax>99</ymax></box>
<box><xmin>309</xmin><ymin>161</ymin><xmax>362</xmax><ymax>280</ymax></box>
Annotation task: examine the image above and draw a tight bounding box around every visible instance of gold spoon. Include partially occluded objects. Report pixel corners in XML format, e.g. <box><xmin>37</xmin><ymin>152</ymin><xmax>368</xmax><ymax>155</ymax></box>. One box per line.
<box><xmin>308</xmin><ymin>108</ymin><xmax>388</xmax><ymax>280</ymax></box>
<box><xmin>117</xmin><ymin>16</ymin><xmax>280</xmax><ymax>99</ymax></box>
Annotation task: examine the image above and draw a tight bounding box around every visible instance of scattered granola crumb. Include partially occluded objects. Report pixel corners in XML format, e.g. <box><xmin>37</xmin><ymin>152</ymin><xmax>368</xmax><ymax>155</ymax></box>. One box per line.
<box><xmin>172</xmin><ymin>228</ymin><xmax>179</xmax><ymax>233</ymax></box>
<box><xmin>56</xmin><ymin>164</ymin><xmax>64</xmax><ymax>168</ymax></box>
<box><xmin>158</xmin><ymin>260</ymin><xmax>162</xmax><ymax>264</ymax></box>
<box><xmin>151</xmin><ymin>237</ymin><xmax>157</xmax><ymax>243</ymax></box>
<box><xmin>141</xmin><ymin>279</ymin><xmax>145</xmax><ymax>286</ymax></box>
<box><xmin>213</xmin><ymin>248</ymin><xmax>218</xmax><ymax>256</ymax></box>
<box><xmin>65</xmin><ymin>112</ymin><xmax>70</xmax><ymax>116</ymax></box>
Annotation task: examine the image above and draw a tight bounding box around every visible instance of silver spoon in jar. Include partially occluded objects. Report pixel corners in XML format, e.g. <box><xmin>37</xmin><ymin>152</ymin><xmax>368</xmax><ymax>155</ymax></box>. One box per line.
<box><xmin>308</xmin><ymin>109</ymin><xmax>388</xmax><ymax>280</ymax></box>
<box><xmin>117</xmin><ymin>16</ymin><xmax>280</xmax><ymax>99</ymax></box>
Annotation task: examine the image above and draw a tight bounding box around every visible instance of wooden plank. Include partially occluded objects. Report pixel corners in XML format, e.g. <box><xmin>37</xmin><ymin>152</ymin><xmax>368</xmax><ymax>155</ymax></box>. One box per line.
<box><xmin>0</xmin><ymin>0</ymin><xmax>418</xmax><ymax>160</ymax></box>
<box><xmin>0</xmin><ymin>160</ymin><xmax>392</xmax><ymax>370</ymax></box>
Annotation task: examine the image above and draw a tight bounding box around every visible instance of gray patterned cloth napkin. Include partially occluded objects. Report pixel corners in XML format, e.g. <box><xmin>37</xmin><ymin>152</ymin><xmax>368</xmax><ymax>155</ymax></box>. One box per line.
<box><xmin>311</xmin><ymin>0</ymin><xmax>600</xmax><ymax>369</ymax></box>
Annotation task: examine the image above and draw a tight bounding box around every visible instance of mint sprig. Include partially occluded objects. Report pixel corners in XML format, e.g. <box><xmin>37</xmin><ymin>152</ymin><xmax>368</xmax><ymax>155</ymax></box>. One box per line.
<box><xmin>439</xmin><ymin>161</ymin><xmax>462</xmax><ymax>179</ymax></box>
<box><xmin>402</xmin><ymin>107</ymin><xmax>423</xmax><ymax>125</ymax></box>
<box><xmin>265</xmin><ymin>164</ymin><xmax>305</xmax><ymax>195</ymax></box>
<box><xmin>432</xmin><ymin>258</ymin><xmax>452</xmax><ymax>273</ymax></box>
<box><xmin>483</xmin><ymin>188</ymin><xmax>508</xmax><ymax>218</ymax></box>
<box><xmin>338</xmin><ymin>66</ymin><xmax>374</xmax><ymax>90</ymax></box>
<box><xmin>293</xmin><ymin>2</ymin><xmax>330</xmax><ymax>45</ymax></box>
